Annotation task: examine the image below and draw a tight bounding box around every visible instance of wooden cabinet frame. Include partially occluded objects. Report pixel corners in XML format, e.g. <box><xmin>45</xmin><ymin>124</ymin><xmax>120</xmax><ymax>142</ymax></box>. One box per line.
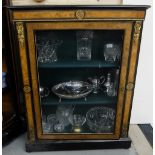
<box><xmin>8</xmin><ymin>5</ymin><xmax>149</xmax><ymax>151</ymax></box>
<box><xmin>26</xmin><ymin>21</ymin><xmax>132</xmax><ymax>140</ymax></box>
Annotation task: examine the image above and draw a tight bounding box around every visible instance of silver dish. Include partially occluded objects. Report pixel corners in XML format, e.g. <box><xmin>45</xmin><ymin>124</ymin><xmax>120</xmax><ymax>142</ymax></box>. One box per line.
<box><xmin>52</xmin><ymin>81</ymin><xmax>93</xmax><ymax>99</ymax></box>
<box><xmin>86</xmin><ymin>107</ymin><xmax>115</xmax><ymax>133</ymax></box>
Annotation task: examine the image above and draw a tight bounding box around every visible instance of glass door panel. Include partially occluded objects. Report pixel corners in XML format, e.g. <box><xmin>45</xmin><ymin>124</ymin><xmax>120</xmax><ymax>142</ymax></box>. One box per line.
<box><xmin>35</xmin><ymin>30</ymin><xmax>124</xmax><ymax>134</ymax></box>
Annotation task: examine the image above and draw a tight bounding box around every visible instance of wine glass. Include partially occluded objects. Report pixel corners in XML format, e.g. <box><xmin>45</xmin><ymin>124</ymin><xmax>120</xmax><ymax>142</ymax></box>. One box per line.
<box><xmin>69</xmin><ymin>114</ymin><xmax>86</xmax><ymax>133</ymax></box>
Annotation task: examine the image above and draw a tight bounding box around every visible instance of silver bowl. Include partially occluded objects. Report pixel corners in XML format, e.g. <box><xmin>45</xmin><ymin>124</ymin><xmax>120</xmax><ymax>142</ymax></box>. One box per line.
<box><xmin>52</xmin><ymin>81</ymin><xmax>93</xmax><ymax>99</ymax></box>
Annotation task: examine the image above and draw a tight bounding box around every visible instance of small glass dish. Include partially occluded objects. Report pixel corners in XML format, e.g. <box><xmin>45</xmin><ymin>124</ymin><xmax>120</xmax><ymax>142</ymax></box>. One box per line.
<box><xmin>69</xmin><ymin>114</ymin><xmax>86</xmax><ymax>133</ymax></box>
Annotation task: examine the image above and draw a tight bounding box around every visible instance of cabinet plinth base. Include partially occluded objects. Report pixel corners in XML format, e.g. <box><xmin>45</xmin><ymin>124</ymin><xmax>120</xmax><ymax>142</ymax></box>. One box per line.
<box><xmin>25</xmin><ymin>137</ymin><xmax>131</xmax><ymax>152</ymax></box>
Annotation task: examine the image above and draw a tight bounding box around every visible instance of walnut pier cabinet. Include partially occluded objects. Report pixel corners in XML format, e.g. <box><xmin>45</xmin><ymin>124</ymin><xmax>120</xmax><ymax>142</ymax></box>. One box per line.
<box><xmin>7</xmin><ymin>4</ymin><xmax>149</xmax><ymax>152</ymax></box>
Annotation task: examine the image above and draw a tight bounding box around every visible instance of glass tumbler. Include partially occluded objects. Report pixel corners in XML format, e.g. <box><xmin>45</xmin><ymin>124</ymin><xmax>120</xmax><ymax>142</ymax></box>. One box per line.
<box><xmin>36</xmin><ymin>39</ymin><xmax>62</xmax><ymax>63</ymax></box>
<box><xmin>56</xmin><ymin>105</ymin><xmax>74</xmax><ymax>127</ymax></box>
<box><xmin>103</xmin><ymin>43</ymin><xmax>121</xmax><ymax>62</ymax></box>
<box><xmin>47</xmin><ymin>114</ymin><xmax>57</xmax><ymax>132</ymax></box>
<box><xmin>76</xmin><ymin>31</ymin><xmax>93</xmax><ymax>61</ymax></box>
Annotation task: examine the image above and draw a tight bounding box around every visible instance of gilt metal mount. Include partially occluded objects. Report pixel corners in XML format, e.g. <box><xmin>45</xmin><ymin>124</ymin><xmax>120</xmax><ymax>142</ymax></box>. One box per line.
<box><xmin>23</xmin><ymin>85</ymin><xmax>31</xmax><ymax>93</ymax></box>
<box><xmin>16</xmin><ymin>22</ymin><xmax>25</xmax><ymax>47</ymax></box>
<box><xmin>134</xmin><ymin>21</ymin><xmax>142</xmax><ymax>42</ymax></box>
<box><xmin>75</xmin><ymin>10</ymin><xmax>85</xmax><ymax>19</ymax></box>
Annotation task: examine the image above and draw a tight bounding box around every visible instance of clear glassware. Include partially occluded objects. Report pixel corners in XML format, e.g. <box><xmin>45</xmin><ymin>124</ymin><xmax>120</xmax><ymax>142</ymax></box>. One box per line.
<box><xmin>106</xmin><ymin>83</ymin><xmax>116</xmax><ymax>96</ymax></box>
<box><xmin>48</xmin><ymin>40</ymin><xmax>63</xmax><ymax>62</ymax></box>
<box><xmin>47</xmin><ymin>114</ymin><xmax>57</xmax><ymax>132</ymax></box>
<box><xmin>42</xmin><ymin>114</ymin><xmax>57</xmax><ymax>133</ymax></box>
<box><xmin>42</xmin><ymin>122</ymin><xmax>51</xmax><ymax>133</ymax></box>
<box><xmin>104</xmin><ymin>72</ymin><xmax>118</xmax><ymax>97</ymax></box>
<box><xmin>69</xmin><ymin>114</ymin><xmax>86</xmax><ymax>133</ymax></box>
<box><xmin>56</xmin><ymin>105</ymin><xmax>74</xmax><ymax>127</ymax></box>
<box><xmin>86</xmin><ymin>107</ymin><xmax>115</xmax><ymax>133</ymax></box>
<box><xmin>36</xmin><ymin>37</ymin><xmax>62</xmax><ymax>63</ymax></box>
<box><xmin>77</xmin><ymin>31</ymin><xmax>93</xmax><ymax>61</ymax></box>
<box><xmin>42</xmin><ymin>114</ymin><xmax>47</xmax><ymax>125</ymax></box>
<box><xmin>104</xmin><ymin>73</ymin><xmax>112</xmax><ymax>89</ymax></box>
<box><xmin>103</xmin><ymin>43</ymin><xmax>121</xmax><ymax>63</ymax></box>
<box><xmin>54</xmin><ymin>122</ymin><xmax>65</xmax><ymax>133</ymax></box>
<box><xmin>88</xmin><ymin>76</ymin><xmax>105</xmax><ymax>94</ymax></box>
<box><xmin>37</xmin><ymin>42</ymin><xmax>47</xmax><ymax>63</ymax></box>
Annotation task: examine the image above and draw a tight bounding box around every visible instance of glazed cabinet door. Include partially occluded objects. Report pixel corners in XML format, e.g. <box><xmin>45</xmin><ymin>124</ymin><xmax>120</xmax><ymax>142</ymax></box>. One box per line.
<box><xmin>16</xmin><ymin>21</ymin><xmax>133</xmax><ymax>140</ymax></box>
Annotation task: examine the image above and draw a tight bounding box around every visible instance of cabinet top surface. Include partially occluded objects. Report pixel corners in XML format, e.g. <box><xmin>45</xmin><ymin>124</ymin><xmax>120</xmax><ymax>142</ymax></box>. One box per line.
<box><xmin>8</xmin><ymin>5</ymin><xmax>150</xmax><ymax>10</ymax></box>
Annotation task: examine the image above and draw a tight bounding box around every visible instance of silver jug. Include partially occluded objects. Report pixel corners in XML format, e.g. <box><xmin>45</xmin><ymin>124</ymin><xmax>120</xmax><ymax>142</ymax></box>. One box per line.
<box><xmin>88</xmin><ymin>76</ymin><xmax>105</xmax><ymax>94</ymax></box>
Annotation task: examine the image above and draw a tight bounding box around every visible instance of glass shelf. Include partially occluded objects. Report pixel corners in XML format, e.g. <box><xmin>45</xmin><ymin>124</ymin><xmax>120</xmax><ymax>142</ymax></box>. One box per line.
<box><xmin>38</xmin><ymin>60</ymin><xmax>120</xmax><ymax>69</ymax></box>
<box><xmin>41</xmin><ymin>92</ymin><xmax>117</xmax><ymax>106</ymax></box>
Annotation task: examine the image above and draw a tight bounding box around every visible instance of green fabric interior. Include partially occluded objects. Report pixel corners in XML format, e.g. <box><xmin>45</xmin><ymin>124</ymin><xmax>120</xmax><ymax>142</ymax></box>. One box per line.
<box><xmin>39</xmin><ymin>68</ymin><xmax>117</xmax><ymax>87</ymax></box>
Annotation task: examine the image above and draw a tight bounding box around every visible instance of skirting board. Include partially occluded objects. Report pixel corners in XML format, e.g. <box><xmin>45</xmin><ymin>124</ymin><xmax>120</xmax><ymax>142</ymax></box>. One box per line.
<box><xmin>26</xmin><ymin>137</ymin><xmax>131</xmax><ymax>152</ymax></box>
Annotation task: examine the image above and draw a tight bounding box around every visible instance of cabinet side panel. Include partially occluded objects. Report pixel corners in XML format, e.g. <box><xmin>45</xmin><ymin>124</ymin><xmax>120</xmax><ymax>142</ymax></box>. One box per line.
<box><xmin>16</xmin><ymin>22</ymin><xmax>35</xmax><ymax>141</ymax></box>
<box><xmin>122</xmin><ymin>21</ymin><xmax>143</xmax><ymax>137</ymax></box>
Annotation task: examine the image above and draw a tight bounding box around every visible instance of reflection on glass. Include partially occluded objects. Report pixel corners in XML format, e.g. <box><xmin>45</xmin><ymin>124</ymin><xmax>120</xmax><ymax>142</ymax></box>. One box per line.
<box><xmin>77</xmin><ymin>31</ymin><xmax>93</xmax><ymax>61</ymax></box>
